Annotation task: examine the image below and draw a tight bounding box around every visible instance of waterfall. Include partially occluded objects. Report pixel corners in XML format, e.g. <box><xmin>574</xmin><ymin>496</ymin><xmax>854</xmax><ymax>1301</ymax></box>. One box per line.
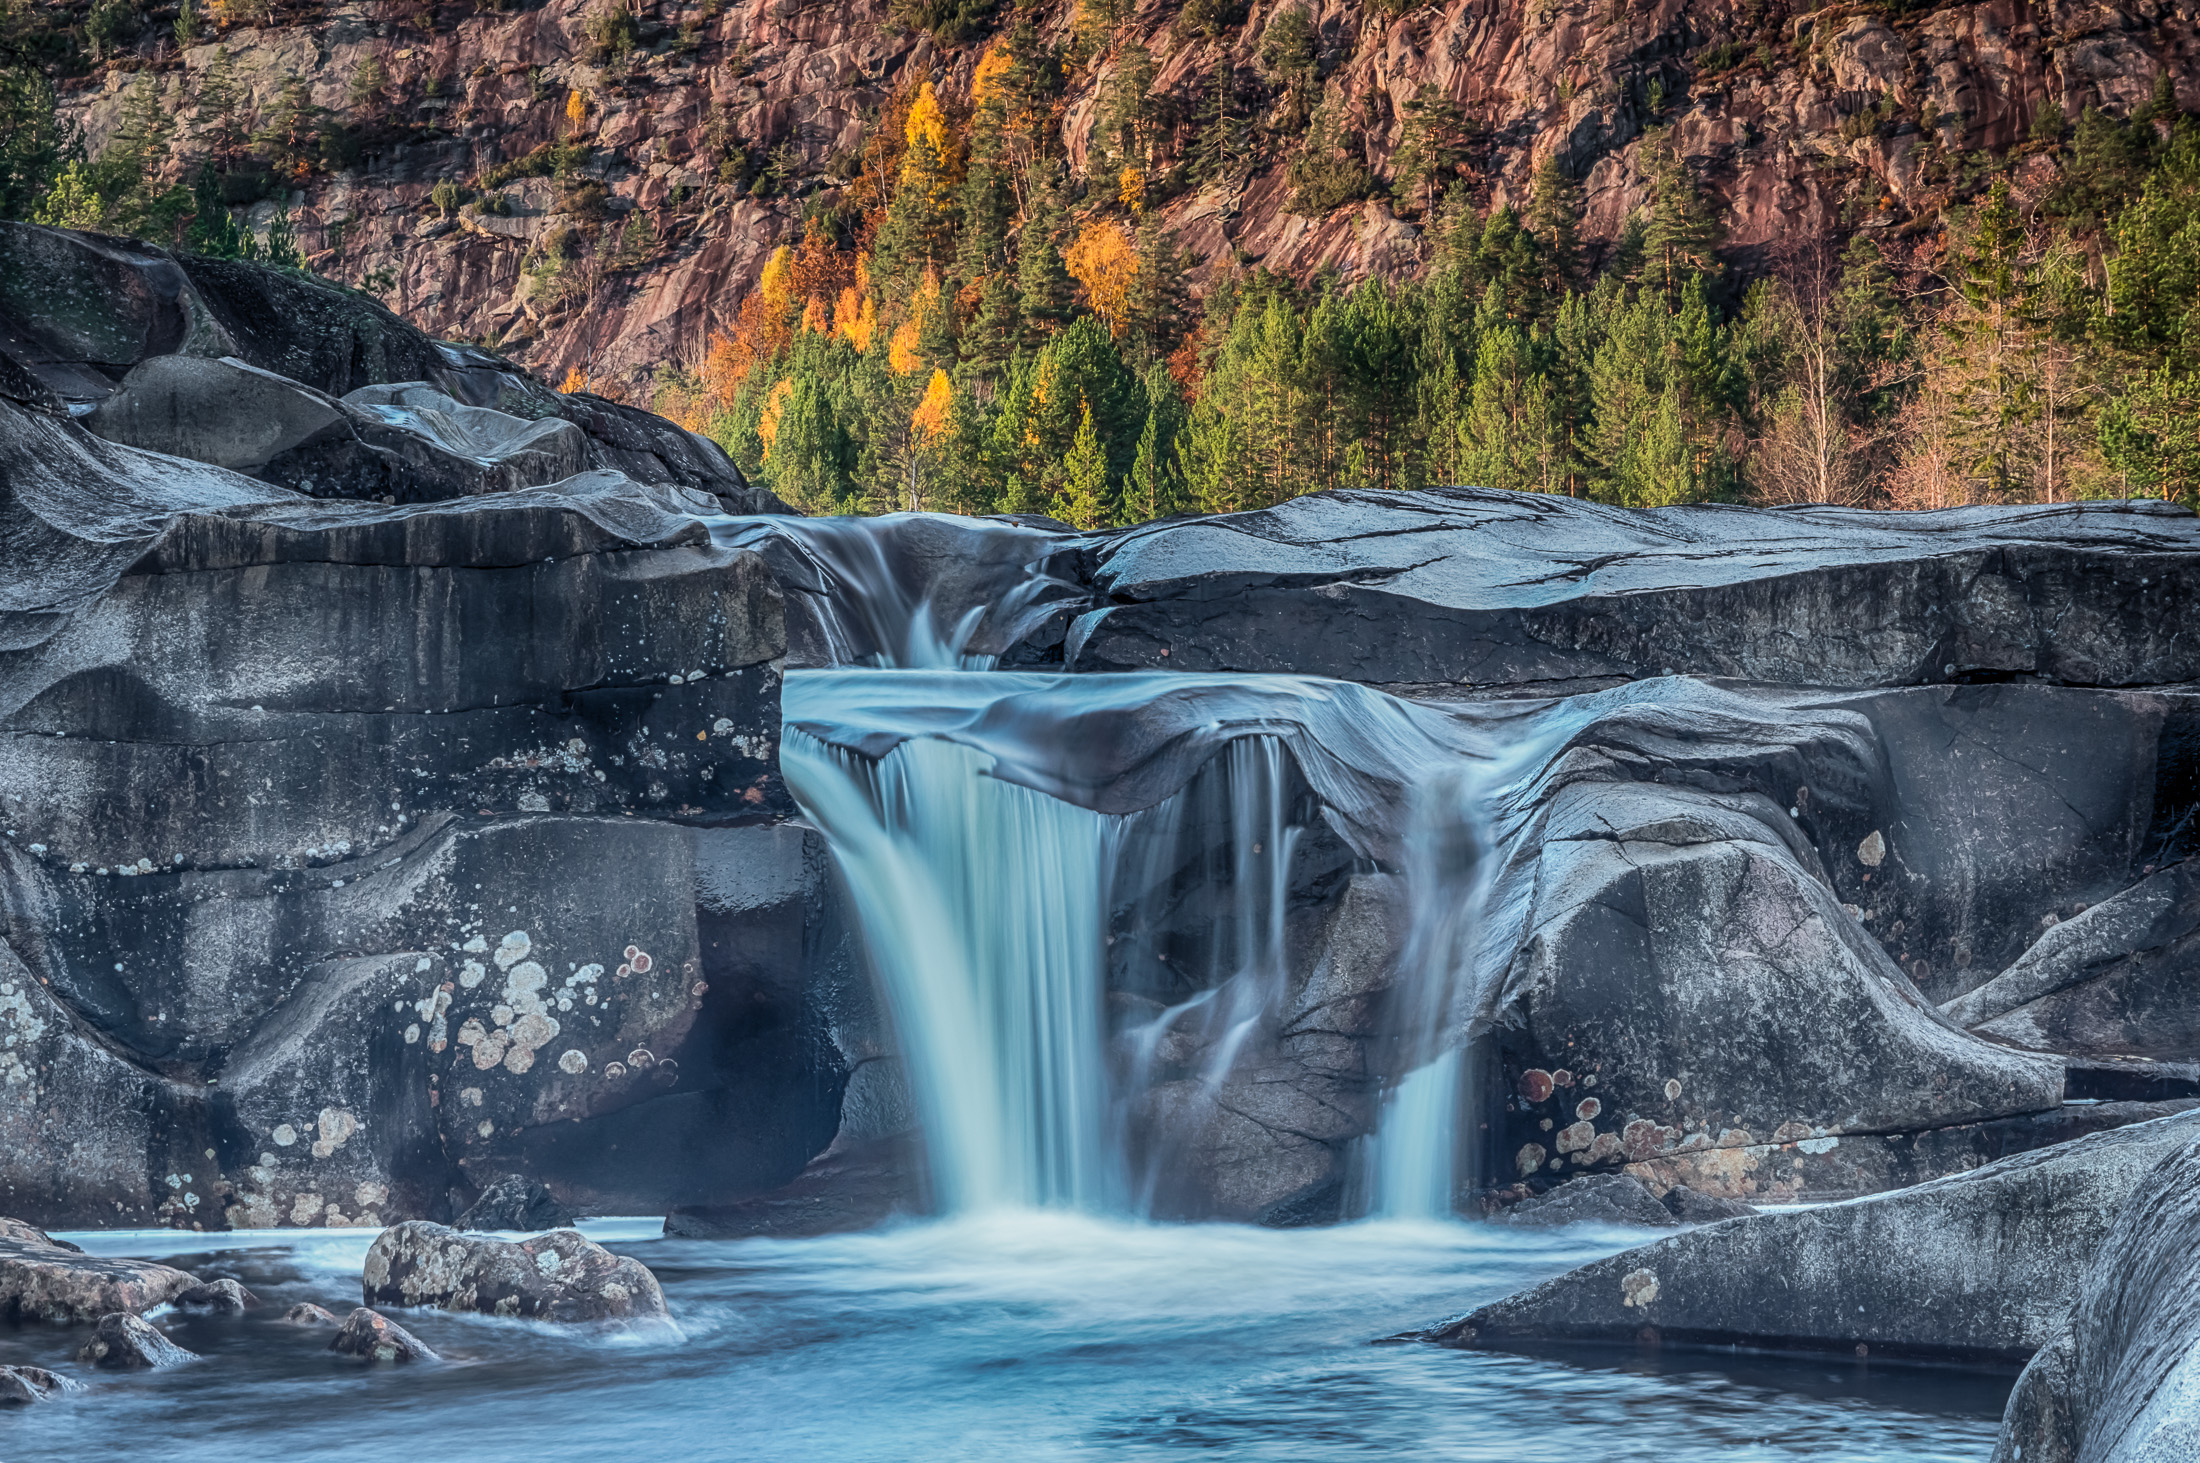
<box><xmin>782</xmin><ymin>726</ymin><xmax>1116</xmax><ymax>1212</ymax></box>
<box><xmin>1362</xmin><ymin>766</ymin><xmax>1487</xmax><ymax>1220</ymax></box>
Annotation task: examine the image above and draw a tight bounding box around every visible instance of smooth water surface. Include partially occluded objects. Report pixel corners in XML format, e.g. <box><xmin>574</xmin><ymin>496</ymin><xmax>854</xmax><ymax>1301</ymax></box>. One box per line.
<box><xmin>3</xmin><ymin>1217</ymin><xmax>2007</xmax><ymax>1462</ymax></box>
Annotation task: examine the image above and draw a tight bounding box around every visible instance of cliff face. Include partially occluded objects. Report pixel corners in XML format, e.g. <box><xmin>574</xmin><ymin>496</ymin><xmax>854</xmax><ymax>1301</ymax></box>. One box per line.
<box><xmin>54</xmin><ymin>0</ymin><xmax>2200</xmax><ymax>391</ymax></box>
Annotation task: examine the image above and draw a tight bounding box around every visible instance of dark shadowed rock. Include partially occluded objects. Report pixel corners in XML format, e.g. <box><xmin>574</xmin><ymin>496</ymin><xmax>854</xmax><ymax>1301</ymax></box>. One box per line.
<box><xmin>0</xmin><ymin>1365</ymin><xmax>79</xmax><ymax>1405</ymax></box>
<box><xmin>1946</xmin><ymin>861</ymin><xmax>2200</xmax><ymax>1061</ymax></box>
<box><xmin>1659</xmin><ymin>1185</ymin><xmax>1758</xmax><ymax>1223</ymax></box>
<box><xmin>328</xmin><ymin>1307</ymin><xmax>438</xmax><ymax>1364</ymax></box>
<box><xmin>281</xmin><ymin>1302</ymin><xmax>341</xmax><ymax>1326</ymax></box>
<box><xmin>1993</xmin><ymin>1133</ymin><xmax>2200</xmax><ymax>1463</ymax></box>
<box><xmin>1070</xmin><ymin>490</ymin><xmax>2200</xmax><ymax>693</ymax></box>
<box><xmin>76</xmin><ymin>1311</ymin><xmax>195</xmax><ymax>1369</ymax></box>
<box><xmin>82</xmin><ymin>355</ymin><xmax>351</xmax><ymax>473</ymax></box>
<box><xmin>664</xmin><ymin>1135</ymin><xmax>918</xmax><ymax>1239</ymax></box>
<box><xmin>456</xmin><ymin>1175</ymin><xmax>575</xmax><ymax>1233</ymax></box>
<box><xmin>363</xmin><ymin>1221</ymin><xmax>668</xmax><ymax>1325</ymax></box>
<box><xmin>1415</xmin><ymin>1109</ymin><xmax>2200</xmax><ymax>1362</ymax></box>
<box><xmin>0</xmin><ymin>1224</ymin><xmax>197</xmax><ymax>1323</ymax></box>
<box><xmin>1491</xmin><ymin>1175</ymin><xmax>1677</xmax><ymax>1229</ymax></box>
<box><xmin>174</xmin><ymin>1279</ymin><xmax>257</xmax><ymax>1312</ymax></box>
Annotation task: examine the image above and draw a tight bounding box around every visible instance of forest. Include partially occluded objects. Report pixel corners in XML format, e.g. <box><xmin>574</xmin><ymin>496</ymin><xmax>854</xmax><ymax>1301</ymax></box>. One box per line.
<box><xmin>4</xmin><ymin>0</ymin><xmax>2199</xmax><ymax>523</ymax></box>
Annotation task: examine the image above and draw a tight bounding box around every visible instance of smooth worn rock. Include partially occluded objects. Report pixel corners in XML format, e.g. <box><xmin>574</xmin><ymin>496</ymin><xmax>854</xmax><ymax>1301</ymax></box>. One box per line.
<box><xmin>363</xmin><ymin>1221</ymin><xmax>668</xmax><ymax>1325</ymax></box>
<box><xmin>82</xmin><ymin>354</ymin><xmax>351</xmax><ymax>473</ymax></box>
<box><xmin>0</xmin><ymin>1365</ymin><xmax>79</xmax><ymax>1406</ymax></box>
<box><xmin>76</xmin><ymin>1311</ymin><xmax>196</xmax><ymax>1369</ymax></box>
<box><xmin>1490</xmin><ymin>1175</ymin><xmax>1678</xmax><ymax>1229</ymax></box>
<box><xmin>281</xmin><ymin>1302</ymin><xmax>342</xmax><ymax>1326</ymax></box>
<box><xmin>0</xmin><ymin>1223</ymin><xmax>198</xmax><ymax>1324</ymax></box>
<box><xmin>1993</xmin><ymin>1132</ymin><xmax>2200</xmax><ymax>1463</ymax></box>
<box><xmin>1415</xmin><ymin>1108</ymin><xmax>2200</xmax><ymax>1363</ymax></box>
<box><xmin>1071</xmin><ymin>491</ymin><xmax>2200</xmax><ymax>693</ymax></box>
<box><xmin>174</xmin><ymin>1279</ymin><xmax>258</xmax><ymax>1312</ymax></box>
<box><xmin>455</xmin><ymin>1175</ymin><xmax>575</xmax><ymax>1233</ymax></box>
<box><xmin>328</xmin><ymin>1306</ymin><xmax>438</xmax><ymax>1364</ymax></box>
<box><xmin>1946</xmin><ymin>861</ymin><xmax>2200</xmax><ymax>1061</ymax></box>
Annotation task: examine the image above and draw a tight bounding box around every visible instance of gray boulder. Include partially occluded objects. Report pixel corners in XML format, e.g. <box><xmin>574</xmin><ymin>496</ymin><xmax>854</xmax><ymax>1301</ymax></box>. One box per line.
<box><xmin>174</xmin><ymin>1278</ymin><xmax>257</xmax><ymax>1311</ymax></box>
<box><xmin>455</xmin><ymin>1175</ymin><xmax>575</xmax><ymax>1232</ymax></box>
<box><xmin>0</xmin><ymin>1365</ymin><xmax>79</xmax><ymax>1405</ymax></box>
<box><xmin>81</xmin><ymin>355</ymin><xmax>351</xmax><ymax>473</ymax></box>
<box><xmin>328</xmin><ymin>1306</ymin><xmax>438</xmax><ymax>1363</ymax></box>
<box><xmin>363</xmin><ymin>1220</ymin><xmax>668</xmax><ymax>1325</ymax></box>
<box><xmin>1490</xmin><ymin>1175</ymin><xmax>1677</xmax><ymax>1228</ymax></box>
<box><xmin>76</xmin><ymin>1311</ymin><xmax>195</xmax><ymax>1368</ymax></box>
<box><xmin>0</xmin><ymin>1220</ymin><xmax>197</xmax><ymax>1323</ymax></box>
<box><xmin>1416</xmin><ymin>1108</ymin><xmax>2200</xmax><ymax>1361</ymax></box>
<box><xmin>1994</xmin><ymin>1131</ymin><xmax>2200</xmax><ymax>1463</ymax></box>
<box><xmin>281</xmin><ymin>1302</ymin><xmax>341</xmax><ymax>1326</ymax></box>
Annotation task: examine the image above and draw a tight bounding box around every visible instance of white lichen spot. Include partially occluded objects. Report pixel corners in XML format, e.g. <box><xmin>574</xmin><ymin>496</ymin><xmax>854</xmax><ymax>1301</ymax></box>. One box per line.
<box><xmin>493</xmin><ymin>931</ymin><xmax>532</xmax><ymax>971</ymax></box>
<box><xmin>1663</xmin><ymin>1078</ymin><xmax>1683</xmax><ymax>1101</ymax></box>
<box><xmin>476</xmin><ymin>1120</ymin><xmax>495</xmax><ymax>1138</ymax></box>
<box><xmin>558</xmin><ymin>1049</ymin><xmax>588</xmax><ymax>1075</ymax></box>
<box><xmin>290</xmin><ymin>1193</ymin><xmax>326</xmax><ymax>1225</ymax></box>
<box><xmin>404</xmin><ymin>1023</ymin><xmax>421</xmax><ymax>1044</ymax></box>
<box><xmin>459</xmin><ymin>959</ymin><xmax>486</xmax><ymax>989</ymax></box>
<box><xmin>311</xmin><ymin>1107</ymin><xmax>359</xmax><ymax>1159</ymax></box>
<box><xmin>473</xmin><ymin>1033</ymin><xmax>509</xmax><ymax>1070</ymax></box>
<box><xmin>492</xmin><ymin>1003</ymin><xmax>515</xmax><ymax>1026</ymax></box>
<box><xmin>1797</xmin><ymin>1136</ymin><xmax>1840</xmax><ymax>1155</ymax></box>
<box><xmin>518</xmin><ymin>792</ymin><xmax>550</xmax><ymax>813</ymax></box>
<box><xmin>462</xmin><ymin>935</ymin><xmax>489</xmax><ymax>955</ymax></box>
<box><xmin>534</xmin><ymin>1249</ymin><xmax>562</xmax><ymax>1275</ymax></box>
<box><xmin>503</xmin><ymin>1044</ymin><xmax>536</xmax><ymax>1075</ymax></box>
<box><xmin>1857</xmin><ymin>830</ymin><xmax>1887</xmax><ymax>867</ymax></box>
<box><xmin>1620</xmin><ymin>1268</ymin><xmax>1660</xmax><ymax>1309</ymax></box>
<box><xmin>272</xmin><ymin>1123</ymin><xmax>299</xmax><ymax>1147</ymax></box>
<box><xmin>355</xmin><ymin>1182</ymin><xmax>389</xmax><ymax>1208</ymax></box>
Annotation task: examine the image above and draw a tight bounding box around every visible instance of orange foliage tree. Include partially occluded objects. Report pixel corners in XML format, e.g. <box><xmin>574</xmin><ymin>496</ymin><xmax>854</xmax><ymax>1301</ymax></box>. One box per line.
<box><xmin>1065</xmin><ymin>222</ymin><xmax>1138</xmax><ymax>337</ymax></box>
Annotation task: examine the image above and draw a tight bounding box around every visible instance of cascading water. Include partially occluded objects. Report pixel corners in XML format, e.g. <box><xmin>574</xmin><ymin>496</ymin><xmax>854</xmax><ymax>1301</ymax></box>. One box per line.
<box><xmin>753</xmin><ymin>513</ymin><xmax>1500</xmax><ymax>1223</ymax></box>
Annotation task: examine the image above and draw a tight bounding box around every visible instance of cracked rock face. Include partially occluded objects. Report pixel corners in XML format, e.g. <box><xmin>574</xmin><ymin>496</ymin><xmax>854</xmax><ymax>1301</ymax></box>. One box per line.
<box><xmin>0</xmin><ymin>288</ymin><xmax>847</xmax><ymax>1229</ymax></box>
<box><xmin>363</xmin><ymin>1220</ymin><xmax>668</xmax><ymax>1325</ymax></box>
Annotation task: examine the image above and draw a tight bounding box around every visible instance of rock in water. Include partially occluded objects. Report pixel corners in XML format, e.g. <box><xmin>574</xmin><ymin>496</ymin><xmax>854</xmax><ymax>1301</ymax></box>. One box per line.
<box><xmin>281</xmin><ymin>1303</ymin><xmax>342</xmax><ymax>1327</ymax></box>
<box><xmin>328</xmin><ymin>1307</ymin><xmax>438</xmax><ymax>1364</ymax></box>
<box><xmin>456</xmin><ymin>1175</ymin><xmax>575</xmax><ymax>1232</ymax></box>
<box><xmin>174</xmin><ymin>1279</ymin><xmax>258</xmax><ymax>1312</ymax></box>
<box><xmin>0</xmin><ymin>1365</ymin><xmax>79</xmax><ymax>1405</ymax></box>
<box><xmin>76</xmin><ymin>1312</ymin><xmax>196</xmax><ymax>1369</ymax></box>
<box><xmin>1489</xmin><ymin>1176</ymin><xmax>1678</xmax><ymax>1229</ymax></box>
<box><xmin>0</xmin><ymin>1223</ymin><xmax>198</xmax><ymax>1323</ymax></box>
<box><xmin>363</xmin><ymin>1221</ymin><xmax>669</xmax><ymax>1325</ymax></box>
<box><xmin>1993</xmin><ymin>1132</ymin><xmax>2200</xmax><ymax>1463</ymax></box>
<box><xmin>1415</xmin><ymin>1109</ymin><xmax>2200</xmax><ymax>1361</ymax></box>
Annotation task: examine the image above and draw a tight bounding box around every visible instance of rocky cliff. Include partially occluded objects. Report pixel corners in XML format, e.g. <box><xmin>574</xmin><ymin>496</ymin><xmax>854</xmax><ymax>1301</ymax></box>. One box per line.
<box><xmin>40</xmin><ymin>0</ymin><xmax>2200</xmax><ymax>391</ymax></box>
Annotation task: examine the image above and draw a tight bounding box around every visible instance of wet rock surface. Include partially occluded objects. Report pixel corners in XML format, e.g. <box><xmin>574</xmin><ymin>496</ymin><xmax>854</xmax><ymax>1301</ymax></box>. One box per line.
<box><xmin>1488</xmin><ymin>1175</ymin><xmax>1677</xmax><ymax>1229</ymax></box>
<box><xmin>363</xmin><ymin>1221</ymin><xmax>669</xmax><ymax>1325</ymax></box>
<box><xmin>174</xmin><ymin>1279</ymin><xmax>258</xmax><ymax>1312</ymax></box>
<box><xmin>0</xmin><ymin>1364</ymin><xmax>77</xmax><ymax>1406</ymax></box>
<box><xmin>1416</xmin><ymin>1109</ymin><xmax>2200</xmax><ymax>1362</ymax></box>
<box><xmin>1992</xmin><ymin>1130</ymin><xmax>2200</xmax><ymax>1463</ymax></box>
<box><xmin>327</xmin><ymin>1307</ymin><xmax>438</xmax><ymax>1364</ymax></box>
<box><xmin>280</xmin><ymin>1302</ymin><xmax>342</xmax><ymax>1327</ymax></box>
<box><xmin>0</xmin><ymin>1225</ymin><xmax>198</xmax><ymax>1324</ymax></box>
<box><xmin>75</xmin><ymin>1311</ymin><xmax>196</xmax><ymax>1369</ymax></box>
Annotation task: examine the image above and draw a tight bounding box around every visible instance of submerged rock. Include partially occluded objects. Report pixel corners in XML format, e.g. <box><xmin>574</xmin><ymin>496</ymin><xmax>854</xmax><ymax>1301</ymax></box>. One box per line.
<box><xmin>0</xmin><ymin>1365</ymin><xmax>79</xmax><ymax>1405</ymax></box>
<box><xmin>328</xmin><ymin>1307</ymin><xmax>438</xmax><ymax>1364</ymax></box>
<box><xmin>1416</xmin><ymin>1109</ymin><xmax>2200</xmax><ymax>1362</ymax></box>
<box><xmin>456</xmin><ymin>1175</ymin><xmax>576</xmax><ymax>1233</ymax></box>
<box><xmin>281</xmin><ymin>1303</ymin><xmax>342</xmax><ymax>1327</ymax></box>
<box><xmin>1489</xmin><ymin>1175</ymin><xmax>1678</xmax><ymax>1229</ymax></box>
<box><xmin>0</xmin><ymin>1223</ymin><xmax>197</xmax><ymax>1324</ymax></box>
<box><xmin>174</xmin><ymin>1279</ymin><xmax>258</xmax><ymax>1312</ymax></box>
<box><xmin>1994</xmin><ymin>1131</ymin><xmax>2200</xmax><ymax>1463</ymax></box>
<box><xmin>76</xmin><ymin>1312</ymin><xmax>196</xmax><ymax>1369</ymax></box>
<box><xmin>363</xmin><ymin>1221</ymin><xmax>669</xmax><ymax>1325</ymax></box>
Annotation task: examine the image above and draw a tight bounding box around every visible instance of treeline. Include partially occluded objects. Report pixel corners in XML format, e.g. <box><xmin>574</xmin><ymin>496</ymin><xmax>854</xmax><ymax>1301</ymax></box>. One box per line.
<box><xmin>660</xmin><ymin>51</ymin><xmax>2200</xmax><ymax>521</ymax></box>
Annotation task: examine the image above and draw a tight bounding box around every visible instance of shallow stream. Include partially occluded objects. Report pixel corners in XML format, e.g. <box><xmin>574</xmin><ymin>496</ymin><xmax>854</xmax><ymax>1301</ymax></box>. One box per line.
<box><xmin>3</xmin><ymin>1216</ymin><xmax>2010</xmax><ymax>1461</ymax></box>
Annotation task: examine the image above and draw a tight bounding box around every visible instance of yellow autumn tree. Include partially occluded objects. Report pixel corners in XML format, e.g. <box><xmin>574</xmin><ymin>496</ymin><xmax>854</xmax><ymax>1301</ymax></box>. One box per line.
<box><xmin>802</xmin><ymin>296</ymin><xmax>831</xmax><ymax>334</ymax></box>
<box><xmin>559</xmin><ymin>366</ymin><xmax>590</xmax><ymax>394</ymax></box>
<box><xmin>758</xmin><ymin>245</ymin><xmax>795</xmax><ymax>312</ymax></box>
<box><xmin>757</xmin><ymin>377</ymin><xmax>796</xmax><ymax>460</ymax></box>
<box><xmin>911</xmin><ymin>368</ymin><xmax>953</xmax><ymax>444</ymax></box>
<box><xmin>837</xmin><ymin>288</ymin><xmax>878</xmax><ymax>352</ymax></box>
<box><xmin>886</xmin><ymin>273</ymin><xmax>941</xmax><ymax>375</ymax></box>
<box><xmin>971</xmin><ymin>44</ymin><xmax>1013</xmax><ymax>112</ymax></box>
<box><xmin>565</xmin><ymin>89</ymin><xmax>589</xmax><ymax>132</ymax></box>
<box><xmin>1065</xmin><ymin>222</ymin><xmax>1139</xmax><ymax>337</ymax></box>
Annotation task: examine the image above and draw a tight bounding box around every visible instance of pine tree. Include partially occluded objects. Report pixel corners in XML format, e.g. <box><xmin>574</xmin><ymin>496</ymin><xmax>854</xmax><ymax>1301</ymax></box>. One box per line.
<box><xmin>1527</xmin><ymin>154</ymin><xmax>1582</xmax><ymax>289</ymax></box>
<box><xmin>1389</xmin><ymin>82</ymin><xmax>1466</xmax><ymax>218</ymax></box>
<box><xmin>1016</xmin><ymin>157</ymin><xmax>1075</xmax><ymax>339</ymax></box>
<box><xmin>1127</xmin><ymin>364</ymin><xmax>1187</xmax><ymax>519</ymax></box>
<box><xmin>1191</xmin><ymin>52</ymin><xmax>1243</xmax><ymax>184</ymax></box>
<box><xmin>196</xmin><ymin>48</ymin><xmax>249</xmax><ymax>171</ymax></box>
<box><xmin>1052</xmin><ymin>397</ymin><xmax>1113</xmax><ymax>527</ymax></box>
<box><xmin>1641</xmin><ymin>136</ymin><xmax>1722</xmax><ymax>308</ymax></box>
<box><xmin>0</xmin><ymin>65</ymin><xmax>76</xmax><ymax>223</ymax></box>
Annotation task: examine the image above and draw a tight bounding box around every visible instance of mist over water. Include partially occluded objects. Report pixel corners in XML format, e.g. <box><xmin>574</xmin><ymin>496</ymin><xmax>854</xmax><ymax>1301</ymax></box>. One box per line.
<box><xmin>2</xmin><ymin>1217</ymin><xmax>2007</xmax><ymax>1462</ymax></box>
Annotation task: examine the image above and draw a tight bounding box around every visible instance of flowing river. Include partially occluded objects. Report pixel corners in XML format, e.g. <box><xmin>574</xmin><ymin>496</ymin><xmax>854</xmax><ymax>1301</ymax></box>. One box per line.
<box><xmin>7</xmin><ymin>1216</ymin><xmax>2006</xmax><ymax>1461</ymax></box>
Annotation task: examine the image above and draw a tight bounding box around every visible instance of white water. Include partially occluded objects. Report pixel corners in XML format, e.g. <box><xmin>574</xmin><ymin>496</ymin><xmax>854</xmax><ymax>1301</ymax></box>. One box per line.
<box><xmin>784</xmin><ymin>729</ymin><xmax>1116</xmax><ymax>1211</ymax></box>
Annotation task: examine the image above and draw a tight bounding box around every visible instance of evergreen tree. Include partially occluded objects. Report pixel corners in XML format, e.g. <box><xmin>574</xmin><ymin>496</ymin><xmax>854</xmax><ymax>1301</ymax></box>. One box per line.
<box><xmin>0</xmin><ymin>65</ymin><xmax>75</xmax><ymax>222</ymax></box>
<box><xmin>1641</xmin><ymin>135</ymin><xmax>1721</xmax><ymax>308</ymax></box>
<box><xmin>1389</xmin><ymin>82</ymin><xmax>1467</xmax><ymax>218</ymax></box>
<box><xmin>1527</xmin><ymin>154</ymin><xmax>1582</xmax><ymax>288</ymax></box>
<box><xmin>1127</xmin><ymin>363</ymin><xmax>1187</xmax><ymax>518</ymax></box>
<box><xmin>196</xmin><ymin>48</ymin><xmax>250</xmax><ymax>171</ymax></box>
<box><xmin>1016</xmin><ymin>157</ymin><xmax>1075</xmax><ymax>339</ymax></box>
<box><xmin>1052</xmin><ymin>397</ymin><xmax>1113</xmax><ymax>527</ymax></box>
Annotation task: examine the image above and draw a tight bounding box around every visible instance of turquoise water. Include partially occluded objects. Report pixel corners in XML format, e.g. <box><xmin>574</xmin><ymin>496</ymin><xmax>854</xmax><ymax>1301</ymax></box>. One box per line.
<box><xmin>1</xmin><ymin>1215</ymin><xmax>2007</xmax><ymax>1462</ymax></box>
